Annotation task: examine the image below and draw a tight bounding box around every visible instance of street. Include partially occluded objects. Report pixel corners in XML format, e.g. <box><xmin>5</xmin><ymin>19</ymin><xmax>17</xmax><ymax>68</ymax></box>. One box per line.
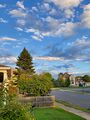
<box><xmin>51</xmin><ymin>88</ymin><xmax>90</xmax><ymax>109</ymax></box>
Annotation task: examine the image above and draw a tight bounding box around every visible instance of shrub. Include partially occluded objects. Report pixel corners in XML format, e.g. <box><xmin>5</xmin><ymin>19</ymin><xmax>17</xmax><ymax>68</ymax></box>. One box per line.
<box><xmin>59</xmin><ymin>79</ymin><xmax>70</xmax><ymax>87</ymax></box>
<box><xmin>0</xmin><ymin>83</ymin><xmax>34</xmax><ymax>120</ymax></box>
<box><xmin>64</xmin><ymin>78</ymin><xmax>70</xmax><ymax>87</ymax></box>
<box><xmin>59</xmin><ymin>79</ymin><xmax>65</xmax><ymax>87</ymax></box>
<box><xmin>0</xmin><ymin>102</ymin><xmax>34</xmax><ymax>120</ymax></box>
<box><xmin>18</xmin><ymin>73</ymin><xmax>53</xmax><ymax>96</ymax></box>
<box><xmin>0</xmin><ymin>88</ymin><xmax>4</xmax><ymax>108</ymax></box>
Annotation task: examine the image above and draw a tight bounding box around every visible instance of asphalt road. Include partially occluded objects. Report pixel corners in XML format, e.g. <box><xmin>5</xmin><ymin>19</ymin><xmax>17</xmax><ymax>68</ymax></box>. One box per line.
<box><xmin>51</xmin><ymin>88</ymin><xmax>90</xmax><ymax>109</ymax></box>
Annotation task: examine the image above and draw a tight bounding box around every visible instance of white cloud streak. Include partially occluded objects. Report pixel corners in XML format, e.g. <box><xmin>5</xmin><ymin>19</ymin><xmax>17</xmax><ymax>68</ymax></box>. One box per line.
<box><xmin>16</xmin><ymin>1</ymin><xmax>25</xmax><ymax>10</ymax></box>
<box><xmin>9</xmin><ymin>9</ymin><xmax>27</xmax><ymax>18</ymax></box>
<box><xmin>0</xmin><ymin>56</ymin><xmax>17</xmax><ymax>64</ymax></box>
<box><xmin>34</xmin><ymin>56</ymin><xmax>64</xmax><ymax>61</ymax></box>
<box><xmin>0</xmin><ymin>4</ymin><xmax>6</xmax><ymax>8</ymax></box>
<box><xmin>15</xmin><ymin>27</ymin><xmax>23</xmax><ymax>31</ymax></box>
<box><xmin>0</xmin><ymin>18</ymin><xmax>8</xmax><ymax>23</ymax></box>
<box><xmin>0</xmin><ymin>37</ymin><xmax>16</xmax><ymax>41</ymax></box>
<box><xmin>31</xmin><ymin>35</ymin><xmax>42</xmax><ymax>41</ymax></box>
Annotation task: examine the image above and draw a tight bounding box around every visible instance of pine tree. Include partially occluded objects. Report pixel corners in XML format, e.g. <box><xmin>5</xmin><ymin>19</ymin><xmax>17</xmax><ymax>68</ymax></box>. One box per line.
<box><xmin>16</xmin><ymin>48</ymin><xmax>35</xmax><ymax>74</ymax></box>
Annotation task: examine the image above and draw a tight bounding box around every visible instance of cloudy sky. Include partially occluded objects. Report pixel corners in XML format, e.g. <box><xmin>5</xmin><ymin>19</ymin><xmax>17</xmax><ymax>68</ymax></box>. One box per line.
<box><xmin>0</xmin><ymin>0</ymin><xmax>90</xmax><ymax>77</ymax></box>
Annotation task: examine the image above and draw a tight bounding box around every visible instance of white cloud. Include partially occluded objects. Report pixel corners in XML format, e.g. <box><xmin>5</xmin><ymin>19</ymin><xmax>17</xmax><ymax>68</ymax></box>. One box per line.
<box><xmin>0</xmin><ymin>4</ymin><xmax>6</xmax><ymax>8</ymax></box>
<box><xmin>0</xmin><ymin>37</ymin><xmax>16</xmax><ymax>41</ymax></box>
<box><xmin>42</xmin><ymin>19</ymin><xmax>77</xmax><ymax>37</ymax></box>
<box><xmin>46</xmin><ymin>0</ymin><xmax>83</xmax><ymax>9</ymax></box>
<box><xmin>49</xmin><ymin>8</ymin><xmax>57</xmax><ymax>15</ymax></box>
<box><xmin>46</xmin><ymin>35</ymin><xmax>90</xmax><ymax>62</ymax></box>
<box><xmin>40</xmin><ymin>3</ymin><xmax>51</xmax><ymax>11</ymax></box>
<box><xmin>81</xmin><ymin>4</ymin><xmax>90</xmax><ymax>28</ymax></box>
<box><xmin>26</xmin><ymin>28</ymin><xmax>43</xmax><ymax>40</ymax></box>
<box><xmin>65</xmin><ymin>36</ymin><xmax>90</xmax><ymax>61</ymax></box>
<box><xmin>16</xmin><ymin>1</ymin><xmax>25</xmax><ymax>10</ymax></box>
<box><xmin>45</xmin><ymin>16</ymin><xmax>77</xmax><ymax>36</ymax></box>
<box><xmin>46</xmin><ymin>0</ymin><xmax>83</xmax><ymax>18</ymax></box>
<box><xmin>64</xmin><ymin>9</ymin><xmax>74</xmax><ymax>18</ymax></box>
<box><xmin>0</xmin><ymin>18</ymin><xmax>8</xmax><ymax>23</ymax></box>
<box><xmin>0</xmin><ymin>56</ymin><xmax>17</xmax><ymax>64</ymax></box>
<box><xmin>26</xmin><ymin>18</ymin><xmax>77</xmax><ymax>38</ymax></box>
<box><xmin>17</xmin><ymin>19</ymin><xmax>26</xmax><ymax>26</ymax></box>
<box><xmin>55</xmin><ymin>22</ymin><xmax>77</xmax><ymax>36</ymax></box>
<box><xmin>71</xmin><ymin>36</ymin><xmax>90</xmax><ymax>48</ymax></box>
<box><xmin>32</xmin><ymin>35</ymin><xmax>42</xmax><ymax>41</ymax></box>
<box><xmin>32</xmin><ymin>7</ymin><xmax>38</xmax><ymax>12</ymax></box>
<box><xmin>44</xmin><ymin>16</ymin><xmax>60</xmax><ymax>27</ymax></box>
<box><xmin>26</xmin><ymin>28</ymin><xmax>37</xmax><ymax>33</ymax></box>
<box><xmin>34</xmin><ymin>56</ymin><xmax>64</xmax><ymax>61</ymax></box>
<box><xmin>15</xmin><ymin>27</ymin><xmax>23</xmax><ymax>31</ymax></box>
<box><xmin>43</xmin><ymin>3</ymin><xmax>50</xmax><ymax>11</ymax></box>
<box><xmin>9</xmin><ymin>9</ymin><xmax>27</xmax><ymax>18</ymax></box>
<box><xmin>41</xmin><ymin>16</ymin><xmax>60</xmax><ymax>35</ymax></box>
<box><xmin>8</xmin><ymin>1</ymin><xmax>78</xmax><ymax>39</ymax></box>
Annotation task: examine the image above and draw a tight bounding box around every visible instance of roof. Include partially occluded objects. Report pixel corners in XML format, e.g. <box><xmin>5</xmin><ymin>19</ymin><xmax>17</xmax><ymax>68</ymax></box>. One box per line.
<box><xmin>0</xmin><ymin>64</ymin><xmax>9</xmax><ymax>67</ymax></box>
<box><xmin>0</xmin><ymin>64</ymin><xmax>11</xmax><ymax>70</ymax></box>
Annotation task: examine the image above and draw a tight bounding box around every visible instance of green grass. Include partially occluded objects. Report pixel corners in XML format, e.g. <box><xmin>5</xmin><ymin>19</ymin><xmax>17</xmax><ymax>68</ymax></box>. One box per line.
<box><xmin>33</xmin><ymin>107</ymin><xmax>86</xmax><ymax>120</ymax></box>
<box><xmin>56</xmin><ymin>100</ymin><xmax>90</xmax><ymax>113</ymax></box>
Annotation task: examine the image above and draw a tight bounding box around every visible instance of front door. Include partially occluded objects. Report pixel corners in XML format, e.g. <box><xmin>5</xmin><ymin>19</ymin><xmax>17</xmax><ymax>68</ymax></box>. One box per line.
<box><xmin>0</xmin><ymin>72</ymin><xmax>4</xmax><ymax>83</ymax></box>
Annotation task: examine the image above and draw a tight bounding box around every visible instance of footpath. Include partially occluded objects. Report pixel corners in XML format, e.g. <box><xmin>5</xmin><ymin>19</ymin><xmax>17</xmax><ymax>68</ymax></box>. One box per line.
<box><xmin>55</xmin><ymin>102</ymin><xmax>90</xmax><ymax>120</ymax></box>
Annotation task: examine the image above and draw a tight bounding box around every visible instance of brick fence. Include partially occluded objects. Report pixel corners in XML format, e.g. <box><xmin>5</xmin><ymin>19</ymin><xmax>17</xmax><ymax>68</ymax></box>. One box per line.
<box><xmin>19</xmin><ymin>95</ymin><xmax>55</xmax><ymax>107</ymax></box>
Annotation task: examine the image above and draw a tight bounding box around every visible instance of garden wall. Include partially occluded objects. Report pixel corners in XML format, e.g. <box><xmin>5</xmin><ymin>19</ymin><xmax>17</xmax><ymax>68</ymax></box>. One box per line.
<box><xmin>19</xmin><ymin>95</ymin><xmax>55</xmax><ymax>107</ymax></box>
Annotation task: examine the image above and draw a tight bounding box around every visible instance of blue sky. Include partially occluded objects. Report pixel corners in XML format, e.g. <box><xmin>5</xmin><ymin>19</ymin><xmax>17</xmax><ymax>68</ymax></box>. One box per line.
<box><xmin>0</xmin><ymin>0</ymin><xmax>90</xmax><ymax>77</ymax></box>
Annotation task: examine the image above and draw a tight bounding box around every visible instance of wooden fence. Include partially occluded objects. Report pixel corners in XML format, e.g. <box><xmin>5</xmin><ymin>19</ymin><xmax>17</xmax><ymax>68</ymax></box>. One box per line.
<box><xmin>19</xmin><ymin>96</ymin><xmax>55</xmax><ymax>107</ymax></box>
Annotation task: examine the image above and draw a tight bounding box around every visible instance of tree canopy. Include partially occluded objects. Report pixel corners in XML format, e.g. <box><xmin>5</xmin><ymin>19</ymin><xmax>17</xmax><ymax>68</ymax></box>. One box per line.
<box><xmin>82</xmin><ymin>75</ymin><xmax>90</xmax><ymax>82</ymax></box>
<box><xmin>18</xmin><ymin>72</ymin><xmax>53</xmax><ymax>96</ymax></box>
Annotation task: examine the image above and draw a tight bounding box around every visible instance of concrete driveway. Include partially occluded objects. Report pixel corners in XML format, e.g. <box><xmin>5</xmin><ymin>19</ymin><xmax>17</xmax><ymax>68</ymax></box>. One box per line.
<box><xmin>51</xmin><ymin>88</ymin><xmax>90</xmax><ymax>109</ymax></box>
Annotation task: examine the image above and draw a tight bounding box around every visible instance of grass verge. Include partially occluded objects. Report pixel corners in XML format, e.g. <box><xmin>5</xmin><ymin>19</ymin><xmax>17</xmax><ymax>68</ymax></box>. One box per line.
<box><xmin>56</xmin><ymin>100</ymin><xmax>90</xmax><ymax>113</ymax></box>
<box><xmin>33</xmin><ymin>107</ymin><xmax>86</xmax><ymax>120</ymax></box>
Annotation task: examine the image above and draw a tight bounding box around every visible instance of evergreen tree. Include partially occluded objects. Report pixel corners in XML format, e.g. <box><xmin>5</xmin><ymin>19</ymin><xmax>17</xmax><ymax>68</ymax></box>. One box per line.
<box><xmin>16</xmin><ymin>48</ymin><xmax>35</xmax><ymax>74</ymax></box>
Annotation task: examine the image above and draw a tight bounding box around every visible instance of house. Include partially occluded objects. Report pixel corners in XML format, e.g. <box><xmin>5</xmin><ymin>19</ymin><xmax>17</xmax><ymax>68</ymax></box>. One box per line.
<box><xmin>70</xmin><ymin>75</ymin><xmax>76</xmax><ymax>86</ymax></box>
<box><xmin>0</xmin><ymin>64</ymin><xmax>13</xmax><ymax>83</ymax></box>
<box><xmin>59</xmin><ymin>73</ymin><xmax>78</xmax><ymax>86</ymax></box>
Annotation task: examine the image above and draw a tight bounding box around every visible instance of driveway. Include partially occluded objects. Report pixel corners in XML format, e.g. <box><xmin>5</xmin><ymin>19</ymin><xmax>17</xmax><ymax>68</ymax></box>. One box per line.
<box><xmin>51</xmin><ymin>88</ymin><xmax>90</xmax><ymax>109</ymax></box>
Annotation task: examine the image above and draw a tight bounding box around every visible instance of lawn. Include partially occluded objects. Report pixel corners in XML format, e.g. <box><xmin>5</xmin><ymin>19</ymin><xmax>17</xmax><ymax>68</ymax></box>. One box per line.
<box><xmin>33</xmin><ymin>107</ymin><xmax>86</xmax><ymax>120</ymax></box>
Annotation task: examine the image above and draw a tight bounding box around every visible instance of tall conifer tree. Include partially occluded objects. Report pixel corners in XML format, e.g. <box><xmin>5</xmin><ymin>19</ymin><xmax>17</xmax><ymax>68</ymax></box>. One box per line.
<box><xmin>16</xmin><ymin>48</ymin><xmax>35</xmax><ymax>74</ymax></box>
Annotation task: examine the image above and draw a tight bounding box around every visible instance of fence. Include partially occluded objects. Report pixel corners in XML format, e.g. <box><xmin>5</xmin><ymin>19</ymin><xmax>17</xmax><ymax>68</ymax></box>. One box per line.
<box><xmin>19</xmin><ymin>96</ymin><xmax>55</xmax><ymax>107</ymax></box>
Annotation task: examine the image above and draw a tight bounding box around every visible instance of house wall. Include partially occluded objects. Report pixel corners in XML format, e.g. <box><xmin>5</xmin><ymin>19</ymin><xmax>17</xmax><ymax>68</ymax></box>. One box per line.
<box><xmin>70</xmin><ymin>75</ymin><xmax>76</xmax><ymax>86</ymax></box>
<box><xmin>86</xmin><ymin>82</ymin><xmax>90</xmax><ymax>86</ymax></box>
